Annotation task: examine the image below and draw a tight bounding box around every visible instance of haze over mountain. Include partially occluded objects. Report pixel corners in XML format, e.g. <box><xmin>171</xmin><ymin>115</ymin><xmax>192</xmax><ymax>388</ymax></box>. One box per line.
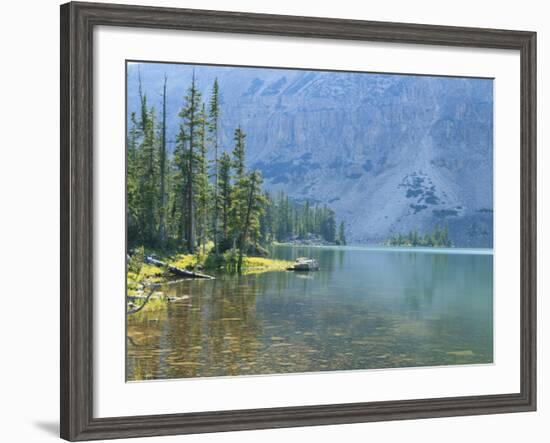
<box><xmin>127</xmin><ymin>62</ymin><xmax>493</xmax><ymax>248</ymax></box>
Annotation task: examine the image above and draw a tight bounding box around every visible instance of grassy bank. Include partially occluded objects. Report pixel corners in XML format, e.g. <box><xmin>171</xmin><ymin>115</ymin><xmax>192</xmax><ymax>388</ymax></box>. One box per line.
<box><xmin>239</xmin><ymin>256</ymin><xmax>292</xmax><ymax>274</ymax></box>
<box><xmin>127</xmin><ymin>246</ymin><xmax>293</xmax><ymax>301</ymax></box>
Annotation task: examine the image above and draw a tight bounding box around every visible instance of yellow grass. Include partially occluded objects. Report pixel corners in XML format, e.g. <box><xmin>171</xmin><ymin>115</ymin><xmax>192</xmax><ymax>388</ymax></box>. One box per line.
<box><xmin>242</xmin><ymin>257</ymin><xmax>292</xmax><ymax>274</ymax></box>
<box><xmin>127</xmin><ymin>251</ymin><xmax>292</xmax><ymax>295</ymax></box>
<box><xmin>126</xmin><ymin>263</ymin><xmax>164</xmax><ymax>295</ymax></box>
<box><xmin>171</xmin><ymin>254</ymin><xmax>198</xmax><ymax>269</ymax></box>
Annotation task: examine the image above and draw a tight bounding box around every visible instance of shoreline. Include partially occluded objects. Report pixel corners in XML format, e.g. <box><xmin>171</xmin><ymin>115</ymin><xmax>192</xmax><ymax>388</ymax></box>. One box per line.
<box><xmin>272</xmin><ymin>242</ymin><xmax>493</xmax><ymax>255</ymax></box>
<box><xmin>127</xmin><ymin>253</ymin><xmax>294</xmax><ymax>293</ymax></box>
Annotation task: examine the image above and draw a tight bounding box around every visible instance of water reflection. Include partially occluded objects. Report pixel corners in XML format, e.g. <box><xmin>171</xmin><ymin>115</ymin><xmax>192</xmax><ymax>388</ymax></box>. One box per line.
<box><xmin>127</xmin><ymin>246</ymin><xmax>493</xmax><ymax>380</ymax></box>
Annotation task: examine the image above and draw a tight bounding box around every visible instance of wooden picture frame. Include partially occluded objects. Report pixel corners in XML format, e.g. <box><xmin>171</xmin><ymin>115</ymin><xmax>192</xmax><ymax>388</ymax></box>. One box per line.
<box><xmin>60</xmin><ymin>1</ymin><xmax>536</xmax><ymax>440</ymax></box>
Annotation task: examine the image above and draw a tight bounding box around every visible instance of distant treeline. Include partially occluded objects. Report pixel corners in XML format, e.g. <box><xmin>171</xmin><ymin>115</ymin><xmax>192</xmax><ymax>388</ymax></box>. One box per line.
<box><xmin>386</xmin><ymin>225</ymin><xmax>450</xmax><ymax>247</ymax></box>
<box><xmin>127</xmin><ymin>70</ymin><xmax>345</xmax><ymax>270</ymax></box>
<box><xmin>261</xmin><ymin>193</ymin><xmax>346</xmax><ymax>245</ymax></box>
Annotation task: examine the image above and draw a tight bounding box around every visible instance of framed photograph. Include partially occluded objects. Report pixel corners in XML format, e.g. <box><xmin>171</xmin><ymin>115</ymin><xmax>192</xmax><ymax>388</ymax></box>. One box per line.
<box><xmin>60</xmin><ymin>1</ymin><xmax>536</xmax><ymax>440</ymax></box>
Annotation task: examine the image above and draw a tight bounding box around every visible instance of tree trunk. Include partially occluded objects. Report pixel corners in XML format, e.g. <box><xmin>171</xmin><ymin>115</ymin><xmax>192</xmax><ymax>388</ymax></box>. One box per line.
<box><xmin>237</xmin><ymin>182</ymin><xmax>255</xmax><ymax>273</ymax></box>
<box><xmin>146</xmin><ymin>256</ymin><xmax>214</xmax><ymax>279</ymax></box>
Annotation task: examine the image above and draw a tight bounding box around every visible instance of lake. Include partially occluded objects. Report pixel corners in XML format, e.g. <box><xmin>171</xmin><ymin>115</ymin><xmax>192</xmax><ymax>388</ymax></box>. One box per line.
<box><xmin>126</xmin><ymin>245</ymin><xmax>493</xmax><ymax>381</ymax></box>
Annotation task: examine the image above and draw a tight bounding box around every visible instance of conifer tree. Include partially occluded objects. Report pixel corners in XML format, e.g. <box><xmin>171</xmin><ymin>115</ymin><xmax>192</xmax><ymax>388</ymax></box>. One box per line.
<box><xmin>236</xmin><ymin>171</ymin><xmax>267</xmax><ymax>272</ymax></box>
<box><xmin>136</xmin><ymin>106</ymin><xmax>159</xmax><ymax>244</ymax></box>
<box><xmin>127</xmin><ymin>112</ymin><xmax>140</xmax><ymax>244</ymax></box>
<box><xmin>338</xmin><ymin>221</ymin><xmax>346</xmax><ymax>245</ymax></box>
<box><xmin>208</xmin><ymin>79</ymin><xmax>221</xmax><ymax>254</ymax></box>
<box><xmin>319</xmin><ymin>206</ymin><xmax>336</xmax><ymax>243</ymax></box>
<box><xmin>196</xmin><ymin>103</ymin><xmax>210</xmax><ymax>254</ymax></box>
<box><xmin>137</xmin><ymin>67</ymin><xmax>148</xmax><ymax>132</ymax></box>
<box><xmin>232</xmin><ymin>127</ymin><xmax>246</xmax><ymax>179</ymax></box>
<box><xmin>158</xmin><ymin>75</ymin><xmax>168</xmax><ymax>244</ymax></box>
<box><xmin>218</xmin><ymin>152</ymin><xmax>232</xmax><ymax>245</ymax></box>
<box><xmin>178</xmin><ymin>71</ymin><xmax>203</xmax><ymax>252</ymax></box>
<box><xmin>260</xmin><ymin>192</ymin><xmax>274</xmax><ymax>244</ymax></box>
<box><xmin>229</xmin><ymin>127</ymin><xmax>248</xmax><ymax>248</ymax></box>
<box><xmin>172</xmin><ymin>124</ymin><xmax>188</xmax><ymax>244</ymax></box>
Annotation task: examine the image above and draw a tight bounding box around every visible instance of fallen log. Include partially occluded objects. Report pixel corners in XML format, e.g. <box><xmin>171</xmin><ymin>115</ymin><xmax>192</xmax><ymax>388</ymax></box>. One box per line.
<box><xmin>145</xmin><ymin>256</ymin><xmax>215</xmax><ymax>280</ymax></box>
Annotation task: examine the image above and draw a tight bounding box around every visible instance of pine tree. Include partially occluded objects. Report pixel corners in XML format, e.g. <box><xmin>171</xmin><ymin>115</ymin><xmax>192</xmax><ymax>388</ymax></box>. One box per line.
<box><xmin>260</xmin><ymin>192</ymin><xmax>275</xmax><ymax>244</ymax></box>
<box><xmin>128</xmin><ymin>68</ymin><xmax>161</xmax><ymax>247</ymax></box>
<box><xmin>208</xmin><ymin>78</ymin><xmax>221</xmax><ymax>254</ymax></box>
<box><xmin>158</xmin><ymin>75</ymin><xmax>168</xmax><ymax>244</ymax></box>
<box><xmin>229</xmin><ymin>127</ymin><xmax>249</xmax><ymax>248</ymax></box>
<box><xmin>275</xmin><ymin>191</ymin><xmax>287</xmax><ymax>240</ymax></box>
<box><xmin>178</xmin><ymin>71</ymin><xmax>203</xmax><ymax>252</ymax></box>
<box><xmin>236</xmin><ymin>171</ymin><xmax>267</xmax><ymax>272</ymax></box>
<box><xmin>232</xmin><ymin>127</ymin><xmax>246</xmax><ymax>179</ymax></box>
<box><xmin>442</xmin><ymin>224</ymin><xmax>450</xmax><ymax>246</ymax></box>
<box><xmin>304</xmin><ymin>200</ymin><xmax>312</xmax><ymax>234</ymax></box>
<box><xmin>319</xmin><ymin>206</ymin><xmax>336</xmax><ymax>243</ymax></box>
<box><xmin>196</xmin><ymin>103</ymin><xmax>210</xmax><ymax>255</ymax></box>
<box><xmin>137</xmin><ymin>66</ymin><xmax>148</xmax><ymax>132</ymax></box>
<box><xmin>338</xmin><ymin>221</ymin><xmax>346</xmax><ymax>245</ymax></box>
<box><xmin>127</xmin><ymin>112</ymin><xmax>140</xmax><ymax>244</ymax></box>
<box><xmin>136</xmin><ymin>105</ymin><xmax>159</xmax><ymax>244</ymax></box>
<box><xmin>172</xmin><ymin>124</ymin><xmax>188</xmax><ymax>244</ymax></box>
<box><xmin>218</xmin><ymin>152</ymin><xmax>232</xmax><ymax>245</ymax></box>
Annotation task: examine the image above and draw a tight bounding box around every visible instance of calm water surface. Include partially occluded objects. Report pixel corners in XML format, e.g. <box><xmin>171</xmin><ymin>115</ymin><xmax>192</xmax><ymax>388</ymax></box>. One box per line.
<box><xmin>127</xmin><ymin>245</ymin><xmax>493</xmax><ymax>380</ymax></box>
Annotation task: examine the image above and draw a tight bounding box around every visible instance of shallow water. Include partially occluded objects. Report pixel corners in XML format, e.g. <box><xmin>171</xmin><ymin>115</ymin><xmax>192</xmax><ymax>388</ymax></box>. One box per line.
<box><xmin>126</xmin><ymin>245</ymin><xmax>493</xmax><ymax>381</ymax></box>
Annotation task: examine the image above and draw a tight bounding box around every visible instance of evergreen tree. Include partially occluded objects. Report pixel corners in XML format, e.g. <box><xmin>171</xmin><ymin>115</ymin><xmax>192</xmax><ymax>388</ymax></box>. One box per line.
<box><xmin>320</xmin><ymin>206</ymin><xmax>336</xmax><ymax>243</ymax></box>
<box><xmin>208</xmin><ymin>78</ymin><xmax>221</xmax><ymax>254</ymax></box>
<box><xmin>136</xmin><ymin>106</ymin><xmax>159</xmax><ymax>244</ymax></box>
<box><xmin>131</xmin><ymin>67</ymin><xmax>160</xmax><ymax>245</ymax></box>
<box><xmin>178</xmin><ymin>71</ymin><xmax>203</xmax><ymax>252</ymax></box>
<box><xmin>218</xmin><ymin>152</ymin><xmax>232</xmax><ymax>245</ymax></box>
<box><xmin>196</xmin><ymin>103</ymin><xmax>210</xmax><ymax>254</ymax></box>
<box><xmin>127</xmin><ymin>112</ymin><xmax>140</xmax><ymax>244</ymax></box>
<box><xmin>137</xmin><ymin>66</ymin><xmax>148</xmax><ymax>132</ymax></box>
<box><xmin>172</xmin><ymin>124</ymin><xmax>188</xmax><ymax>244</ymax></box>
<box><xmin>236</xmin><ymin>171</ymin><xmax>267</xmax><ymax>272</ymax></box>
<box><xmin>232</xmin><ymin>127</ymin><xmax>246</xmax><ymax>179</ymax></box>
<box><xmin>304</xmin><ymin>200</ymin><xmax>312</xmax><ymax>234</ymax></box>
<box><xmin>260</xmin><ymin>192</ymin><xmax>274</xmax><ymax>244</ymax></box>
<box><xmin>229</xmin><ymin>127</ymin><xmax>249</xmax><ymax>248</ymax></box>
<box><xmin>338</xmin><ymin>221</ymin><xmax>346</xmax><ymax>245</ymax></box>
<box><xmin>158</xmin><ymin>75</ymin><xmax>168</xmax><ymax>244</ymax></box>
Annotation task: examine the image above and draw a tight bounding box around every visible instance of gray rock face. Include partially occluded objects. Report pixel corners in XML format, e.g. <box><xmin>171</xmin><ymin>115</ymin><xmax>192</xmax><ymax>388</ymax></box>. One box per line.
<box><xmin>128</xmin><ymin>63</ymin><xmax>493</xmax><ymax>247</ymax></box>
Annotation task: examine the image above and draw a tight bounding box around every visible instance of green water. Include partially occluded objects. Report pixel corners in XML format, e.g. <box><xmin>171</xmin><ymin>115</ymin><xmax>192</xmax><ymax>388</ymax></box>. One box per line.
<box><xmin>126</xmin><ymin>245</ymin><xmax>493</xmax><ymax>381</ymax></box>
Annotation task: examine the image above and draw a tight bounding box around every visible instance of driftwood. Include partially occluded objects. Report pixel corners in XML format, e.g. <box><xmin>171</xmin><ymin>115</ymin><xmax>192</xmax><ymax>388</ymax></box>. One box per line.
<box><xmin>127</xmin><ymin>257</ymin><xmax>213</xmax><ymax>315</ymax></box>
<box><xmin>145</xmin><ymin>256</ymin><xmax>215</xmax><ymax>280</ymax></box>
<box><xmin>126</xmin><ymin>283</ymin><xmax>160</xmax><ymax>315</ymax></box>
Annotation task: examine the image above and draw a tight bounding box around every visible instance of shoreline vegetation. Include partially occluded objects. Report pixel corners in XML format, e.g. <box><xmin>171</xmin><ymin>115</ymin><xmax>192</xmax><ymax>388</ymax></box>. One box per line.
<box><xmin>385</xmin><ymin>224</ymin><xmax>451</xmax><ymax>248</ymax></box>
<box><xmin>127</xmin><ymin>243</ymin><xmax>294</xmax><ymax>313</ymax></box>
<box><xmin>127</xmin><ymin>244</ymin><xmax>293</xmax><ymax>291</ymax></box>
